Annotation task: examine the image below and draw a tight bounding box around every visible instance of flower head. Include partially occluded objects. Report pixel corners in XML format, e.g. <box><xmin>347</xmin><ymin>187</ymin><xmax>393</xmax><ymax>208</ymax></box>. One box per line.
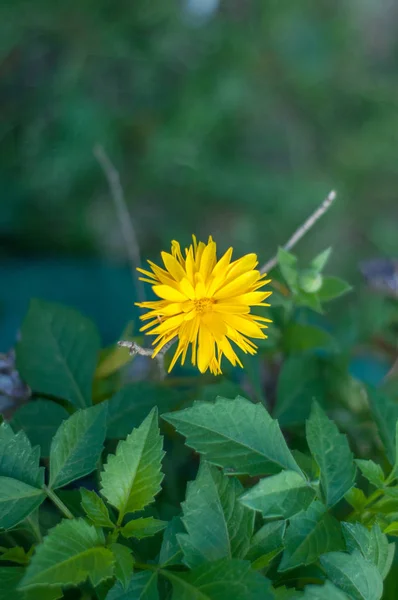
<box><xmin>136</xmin><ymin>236</ymin><xmax>272</xmax><ymax>374</ymax></box>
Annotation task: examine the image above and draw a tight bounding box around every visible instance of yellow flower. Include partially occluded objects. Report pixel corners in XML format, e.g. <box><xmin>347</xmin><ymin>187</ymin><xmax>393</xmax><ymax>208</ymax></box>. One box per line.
<box><xmin>136</xmin><ymin>235</ymin><xmax>272</xmax><ymax>375</ymax></box>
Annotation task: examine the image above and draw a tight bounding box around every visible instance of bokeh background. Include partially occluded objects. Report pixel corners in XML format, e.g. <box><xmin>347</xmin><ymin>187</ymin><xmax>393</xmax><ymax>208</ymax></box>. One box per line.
<box><xmin>2</xmin><ymin>0</ymin><xmax>398</xmax><ymax>350</ymax></box>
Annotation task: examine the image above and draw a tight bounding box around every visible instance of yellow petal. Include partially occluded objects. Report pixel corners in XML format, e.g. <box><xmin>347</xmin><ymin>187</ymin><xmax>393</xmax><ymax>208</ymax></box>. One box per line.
<box><xmin>214</xmin><ymin>271</ymin><xmax>260</xmax><ymax>300</ymax></box>
<box><xmin>223</xmin><ymin>314</ymin><xmax>266</xmax><ymax>338</ymax></box>
<box><xmin>201</xmin><ymin>312</ymin><xmax>227</xmax><ymax>340</ymax></box>
<box><xmin>179</xmin><ymin>277</ymin><xmax>195</xmax><ymax>300</ymax></box>
<box><xmin>199</xmin><ymin>241</ymin><xmax>216</xmax><ymax>281</ymax></box>
<box><xmin>161</xmin><ymin>252</ymin><xmax>186</xmax><ymax>281</ymax></box>
<box><xmin>153</xmin><ymin>285</ymin><xmax>187</xmax><ymax>302</ymax></box>
<box><xmin>197</xmin><ymin>326</ymin><xmax>214</xmax><ymax>373</ymax></box>
<box><xmin>226</xmin><ymin>254</ymin><xmax>258</xmax><ymax>280</ymax></box>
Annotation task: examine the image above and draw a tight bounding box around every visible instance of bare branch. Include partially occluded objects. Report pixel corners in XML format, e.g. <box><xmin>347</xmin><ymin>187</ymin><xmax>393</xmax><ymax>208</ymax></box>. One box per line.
<box><xmin>260</xmin><ymin>190</ymin><xmax>337</xmax><ymax>275</ymax></box>
<box><xmin>118</xmin><ymin>338</ymin><xmax>177</xmax><ymax>380</ymax></box>
<box><xmin>94</xmin><ymin>144</ymin><xmax>145</xmax><ymax>302</ymax></box>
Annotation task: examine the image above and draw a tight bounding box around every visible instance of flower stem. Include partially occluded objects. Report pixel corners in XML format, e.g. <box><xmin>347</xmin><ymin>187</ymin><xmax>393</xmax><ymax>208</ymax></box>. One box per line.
<box><xmin>44</xmin><ymin>486</ymin><xmax>74</xmax><ymax>520</ymax></box>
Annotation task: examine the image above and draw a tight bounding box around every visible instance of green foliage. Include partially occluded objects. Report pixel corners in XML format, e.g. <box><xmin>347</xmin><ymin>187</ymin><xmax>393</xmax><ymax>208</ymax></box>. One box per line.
<box><xmin>162</xmin><ymin>396</ymin><xmax>301</xmax><ymax>476</ymax></box>
<box><xmin>320</xmin><ymin>550</ymin><xmax>383</xmax><ymax>600</ymax></box>
<box><xmin>279</xmin><ymin>501</ymin><xmax>344</xmax><ymax>571</ymax></box>
<box><xmin>240</xmin><ymin>470</ymin><xmax>315</xmax><ymax>519</ymax></box>
<box><xmin>101</xmin><ymin>408</ymin><xmax>164</xmax><ymax>521</ymax></box>
<box><xmin>306</xmin><ymin>403</ymin><xmax>356</xmax><ymax>507</ymax></box>
<box><xmin>20</xmin><ymin>518</ymin><xmax>114</xmax><ymax>589</ymax></box>
<box><xmin>16</xmin><ymin>300</ymin><xmax>100</xmax><ymax>408</ymax></box>
<box><xmin>49</xmin><ymin>403</ymin><xmax>107</xmax><ymax>489</ymax></box>
<box><xmin>165</xmin><ymin>558</ymin><xmax>274</xmax><ymax>599</ymax></box>
<box><xmin>2</xmin><ymin>244</ymin><xmax>398</xmax><ymax>600</ymax></box>
<box><xmin>11</xmin><ymin>400</ymin><xmax>69</xmax><ymax>458</ymax></box>
<box><xmin>178</xmin><ymin>462</ymin><xmax>254</xmax><ymax>568</ymax></box>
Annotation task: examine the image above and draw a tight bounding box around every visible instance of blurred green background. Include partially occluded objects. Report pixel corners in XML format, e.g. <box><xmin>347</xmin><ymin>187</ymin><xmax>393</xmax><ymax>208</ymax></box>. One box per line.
<box><xmin>1</xmin><ymin>0</ymin><xmax>398</xmax><ymax>349</ymax></box>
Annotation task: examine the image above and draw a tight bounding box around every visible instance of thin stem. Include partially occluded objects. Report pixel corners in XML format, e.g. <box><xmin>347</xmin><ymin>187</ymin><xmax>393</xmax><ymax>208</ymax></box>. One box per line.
<box><xmin>94</xmin><ymin>144</ymin><xmax>145</xmax><ymax>303</ymax></box>
<box><xmin>44</xmin><ymin>486</ymin><xmax>74</xmax><ymax>520</ymax></box>
<box><xmin>259</xmin><ymin>190</ymin><xmax>336</xmax><ymax>275</ymax></box>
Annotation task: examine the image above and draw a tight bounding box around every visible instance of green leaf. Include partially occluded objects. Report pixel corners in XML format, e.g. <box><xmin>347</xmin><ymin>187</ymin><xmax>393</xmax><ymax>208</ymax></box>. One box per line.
<box><xmin>49</xmin><ymin>403</ymin><xmax>107</xmax><ymax>489</ymax></box>
<box><xmin>240</xmin><ymin>470</ymin><xmax>315</xmax><ymax>519</ymax></box>
<box><xmin>11</xmin><ymin>400</ymin><xmax>69</xmax><ymax>458</ymax></box>
<box><xmin>101</xmin><ymin>408</ymin><xmax>164</xmax><ymax>520</ymax></box>
<box><xmin>121</xmin><ymin>517</ymin><xmax>167</xmax><ymax>540</ymax></box>
<box><xmin>166</xmin><ymin>557</ymin><xmax>274</xmax><ymax>600</ymax></box>
<box><xmin>302</xmin><ymin>581</ymin><xmax>349</xmax><ymax>599</ymax></box>
<box><xmin>16</xmin><ymin>299</ymin><xmax>100</xmax><ymax>408</ymax></box>
<box><xmin>311</xmin><ymin>248</ymin><xmax>332</xmax><ymax>273</ymax></box>
<box><xmin>20</xmin><ymin>518</ymin><xmax>114</xmax><ymax>589</ymax></box>
<box><xmin>0</xmin><ymin>569</ymin><xmax>61</xmax><ymax>600</ymax></box>
<box><xmin>0</xmin><ymin>423</ymin><xmax>43</xmax><ymax>488</ymax></box>
<box><xmin>111</xmin><ymin>543</ymin><xmax>134</xmax><ymax>590</ymax></box>
<box><xmin>159</xmin><ymin>516</ymin><xmax>185</xmax><ymax>567</ymax></box>
<box><xmin>277</xmin><ymin>248</ymin><xmax>298</xmax><ymax>291</ymax></box>
<box><xmin>320</xmin><ymin>549</ymin><xmax>383</xmax><ymax>600</ymax></box>
<box><xmin>355</xmin><ymin>460</ymin><xmax>385</xmax><ymax>489</ymax></box>
<box><xmin>279</xmin><ymin>501</ymin><xmax>344</xmax><ymax>571</ymax></box>
<box><xmin>177</xmin><ymin>462</ymin><xmax>254</xmax><ymax>569</ymax></box>
<box><xmin>274</xmin><ymin>356</ymin><xmax>325</xmax><ymax>427</ymax></box>
<box><xmin>367</xmin><ymin>389</ymin><xmax>398</xmax><ymax>464</ymax></box>
<box><xmin>0</xmin><ymin>478</ymin><xmax>45</xmax><ymax>530</ymax></box>
<box><xmin>80</xmin><ymin>488</ymin><xmax>114</xmax><ymax>528</ymax></box>
<box><xmin>296</xmin><ymin>290</ymin><xmax>323</xmax><ymax>313</ymax></box>
<box><xmin>275</xmin><ymin>586</ymin><xmax>303</xmax><ymax>599</ymax></box>
<box><xmin>0</xmin><ymin>547</ymin><xmax>31</xmax><ymax>566</ymax></box>
<box><xmin>0</xmin><ymin>424</ymin><xmax>45</xmax><ymax>529</ymax></box>
<box><xmin>318</xmin><ymin>277</ymin><xmax>352</xmax><ymax>302</ymax></box>
<box><xmin>342</xmin><ymin>522</ymin><xmax>395</xmax><ymax>580</ymax></box>
<box><xmin>162</xmin><ymin>396</ymin><xmax>301</xmax><ymax>477</ymax></box>
<box><xmin>106</xmin><ymin>571</ymin><xmax>159</xmax><ymax>600</ymax></box>
<box><xmin>344</xmin><ymin>487</ymin><xmax>367</xmax><ymax>512</ymax></box>
<box><xmin>106</xmin><ymin>383</ymin><xmax>180</xmax><ymax>439</ymax></box>
<box><xmin>306</xmin><ymin>403</ymin><xmax>356</xmax><ymax>507</ymax></box>
<box><xmin>245</xmin><ymin>520</ymin><xmax>286</xmax><ymax>569</ymax></box>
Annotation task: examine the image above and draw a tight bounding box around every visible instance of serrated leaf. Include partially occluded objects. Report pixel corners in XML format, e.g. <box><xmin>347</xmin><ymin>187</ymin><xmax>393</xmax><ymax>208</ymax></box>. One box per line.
<box><xmin>24</xmin><ymin>586</ymin><xmax>63</xmax><ymax>600</ymax></box>
<box><xmin>320</xmin><ymin>549</ymin><xmax>383</xmax><ymax>600</ymax></box>
<box><xmin>0</xmin><ymin>478</ymin><xmax>45</xmax><ymax>530</ymax></box>
<box><xmin>49</xmin><ymin>403</ymin><xmax>107</xmax><ymax>489</ymax></box>
<box><xmin>16</xmin><ymin>299</ymin><xmax>100</xmax><ymax>408</ymax></box>
<box><xmin>275</xmin><ymin>586</ymin><xmax>303</xmax><ymax>599</ymax></box>
<box><xmin>80</xmin><ymin>488</ymin><xmax>114</xmax><ymax>528</ymax></box>
<box><xmin>0</xmin><ymin>423</ymin><xmax>44</xmax><ymax>488</ymax></box>
<box><xmin>11</xmin><ymin>400</ymin><xmax>69</xmax><ymax>459</ymax></box>
<box><xmin>279</xmin><ymin>501</ymin><xmax>344</xmax><ymax>571</ymax></box>
<box><xmin>20</xmin><ymin>518</ymin><xmax>114</xmax><ymax>589</ymax></box>
<box><xmin>342</xmin><ymin>522</ymin><xmax>394</xmax><ymax>580</ymax></box>
<box><xmin>355</xmin><ymin>460</ymin><xmax>385</xmax><ymax>489</ymax></box>
<box><xmin>0</xmin><ymin>424</ymin><xmax>45</xmax><ymax>529</ymax></box>
<box><xmin>240</xmin><ymin>470</ymin><xmax>315</xmax><ymax>519</ymax></box>
<box><xmin>166</xmin><ymin>557</ymin><xmax>274</xmax><ymax>600</ymax></box>
<box><xmin>306</xmin><ymin>403</ymin><xmax>356</xmax><ymax>507</ymax></box>
<box><xmin>383</xmin><ymin>522</ymin><xmax>398</xmax><ymax>535</ymax></box>
<box><xmin>106</xmin><ymin>571</ymin><xmax>159</xmax><ymax>600</ymax></box>
<box><xmin>101</xmin><ymin>408</ymin><xmax>164</xmax><ymax>520</ymax></box>
<box><xmin>111</xmin><ymin>544</ymin><xmax>134</xmax><ymax>590</ymax></box>
<box><xmin>277</xmin><ymin>248</ymin><xmax>298</xmax><ymax>291</ymax></box>
<box><xmin>302</xmin><ymin>581</ymin><xmax>349</xmax><ymax>599</ymax></box>
<box><xmin>367</xmin><ymin>389</ymin><xmax>398</xmax><ymax>464</ymax></box>
<box><xmin>274</xmin><ymin>356</ymin><xmax>325</xmax><ymax>427</ymax></box>
<box><xmin>162</xmin><ymin>396</ymin><xmax>301</xmax><ymax>477</ymax></box>
<box><xmin>245</xmin><ymin>520</ymin><xmax>286</xmax><ymax>569</ymax></box>
<box><xmin>159</xmin><ymin>516</ymin><xmax>185</xmax><ymax>567</ymax></box>
<box><xmin>311</xmin><ymin>248</ymin><xmax>332</xmax><ymax>273</ymax></box>
<box><xmin>318</xmin><ymin>277</ymin><xmax>352</xmax><ymax>302</ymax></box>
<box><xmin>107</xmin><ymin>382</ymin><xmax>180</xmax><ymax>439</ymax></box>
<box><xmin>0</xmin><ymin>567</ymin><xmax>23</xmax><ymax>600</ymax></box>
<box><xmin>177</xmin><ymin>462</ymin><xmax>254</xmax><ymax>569</ymax></box>
<box><xmin>121</xmin><ymin>517</ymin><xmax>167</xmax><ymax>540</ymax></box>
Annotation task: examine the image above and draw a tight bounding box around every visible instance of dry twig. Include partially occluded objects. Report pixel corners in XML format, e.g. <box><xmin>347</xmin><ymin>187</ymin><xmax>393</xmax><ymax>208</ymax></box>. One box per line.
<box><xmin>259</xmin><ymin>190</ymin><xmax>336</xmax><ymax>275</ymax></box>
<box><xmin>94</xmin><ymin>144</ymin><xmax>145</xmax><ymax>303</ymax></box>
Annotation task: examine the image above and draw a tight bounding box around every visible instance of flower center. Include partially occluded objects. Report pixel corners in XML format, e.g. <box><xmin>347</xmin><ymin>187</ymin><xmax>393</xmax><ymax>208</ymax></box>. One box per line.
<box><xmin>194</xmin><ymin>297</ymin><xmax>214</xmax><ymax>314</ymax></box>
